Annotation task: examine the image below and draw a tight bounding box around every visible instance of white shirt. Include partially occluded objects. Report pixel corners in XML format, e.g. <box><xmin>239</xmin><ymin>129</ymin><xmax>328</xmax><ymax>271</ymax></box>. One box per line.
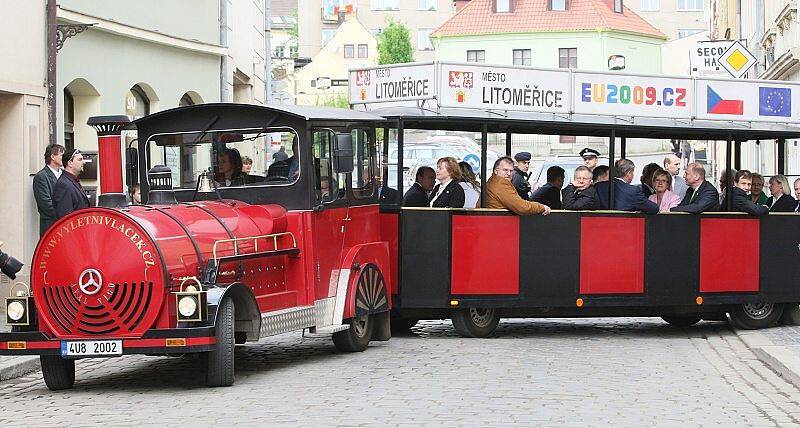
<box><xmin>430</xmin><ymin>178</ymin><xmax>452</xmax><ymax>207</ymax></box>
<box><xmin>48</xmin><ymin>164</ymin><xmax>63</xmax><ymax>180</ymax></box>
<box><xmin>460</xmin><ymin>182</ymin><xmax>480</xmax><ymax>208</ymax></box>
<box><xmin>771</xmin><ymin>193</ymin><xmax>782</xmax><ymax>208</ymax></box>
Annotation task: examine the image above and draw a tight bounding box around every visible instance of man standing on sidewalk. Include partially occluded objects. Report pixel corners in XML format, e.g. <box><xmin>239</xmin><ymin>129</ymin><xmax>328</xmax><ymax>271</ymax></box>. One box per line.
<box><xmin>53</xmin><ymin>149</ymin><xmax>90</xmax><ymax>220</ymax></box>
<box><xmin>32</xmin><ymin>144</ymin><xmax>65</xmax><ymax>236</ymax></box>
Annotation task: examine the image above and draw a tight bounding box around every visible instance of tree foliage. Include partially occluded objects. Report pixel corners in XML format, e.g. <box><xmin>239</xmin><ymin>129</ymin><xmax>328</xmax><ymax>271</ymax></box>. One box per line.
<box><xmin>377</xmin><ymin>21</ymin><xmax>414</xmax><ymax>65</ymax></box>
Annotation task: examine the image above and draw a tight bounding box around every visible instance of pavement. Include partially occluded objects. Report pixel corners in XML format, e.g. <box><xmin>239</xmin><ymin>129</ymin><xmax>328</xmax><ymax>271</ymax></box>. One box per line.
<box><xmin>0</xmin><ymin>313</ymin><xmax>40</xmax><ymax>382</ymax></box>
<box><xmin>735</xmin><ymin>322</ymin><xmax>800</xmax><ymax>391</ymax></box>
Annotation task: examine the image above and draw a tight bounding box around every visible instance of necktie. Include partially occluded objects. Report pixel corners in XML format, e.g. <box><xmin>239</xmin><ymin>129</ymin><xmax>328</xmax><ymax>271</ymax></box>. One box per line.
<box><xmin>688</xmin><ymin>187</ymin><xmax>696</xmax><ymax>204</ymax></box>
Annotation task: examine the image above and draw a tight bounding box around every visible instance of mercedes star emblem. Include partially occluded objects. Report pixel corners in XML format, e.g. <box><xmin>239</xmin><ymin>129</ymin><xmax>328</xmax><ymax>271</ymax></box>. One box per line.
<box><xmin>78</xmin><ymin>268</ymin><xmax>103</xmax><ymax>295</ymax></box>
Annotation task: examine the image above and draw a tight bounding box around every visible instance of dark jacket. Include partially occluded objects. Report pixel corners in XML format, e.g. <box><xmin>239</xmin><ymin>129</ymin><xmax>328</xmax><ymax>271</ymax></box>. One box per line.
<box><xmin>33</xmin><ymin>166</ymin><xmax>59</xmax><ymax>235</ymax></box>
<box><xmin>766</xmin><ymin>194</ymin><xmax>798</xmax><ymax>212</ymax></box>
<box><xmin>403</xmin><ymin>183</ymin><xmax>430</xmax><ymax>207</ymax></box>
<box><xmin>595</xmin><ymin>179</ymin><xmax>659</xmax><ymax>214</ymax></box>
<box><xmin>53</xmin><ymin>172</ymin><xmax>90</xmax><ymax>220</ymax></box>
<box><xmin>511</xmin><ymin>168</ymin><xmax>532</xmax><ymax>200</ymax></box>
<box><xmin>429</xmin><ymin>180</ymin><xmax>466</xmax><ymax>208</ymax></box>
<box><xmin>719</xmin><ymin>187</ymin><xmax>769</xmax><ymax>215</ymax></box>
<box><xmin>378</xmin><ymin>186</ymin><xmax>399</xmax><ymax>206</ymax></box>
<box><xmin>671</xmin><ymin>180</ymin><xmax>719</xmax><ymax>213</ymax></box>
<box><xmin>639</xmin><ymin>183</ymin><xmax>655</xmax><ymax>198</ymax></box>
<box><xmin>561</xmin><ymin>184</ymin><xmax>602</xmax><ymax>210</ymax></box>
<box><xmin>531</xmin><ymin>182</ymin><xmax>562</xmax><ymax>209</ymax></box>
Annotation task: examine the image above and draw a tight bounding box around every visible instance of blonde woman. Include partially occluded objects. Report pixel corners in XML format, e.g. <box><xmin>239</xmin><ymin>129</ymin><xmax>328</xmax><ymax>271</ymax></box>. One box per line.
<box><xmin>766</xmin><ymin>174</ymin><xmax>797</xmax><ymax>212</ymax></box>
<box><xmin>429</xmin><ymin>157</ymin><xmax>465</xmax><ymax>208</ymax></box>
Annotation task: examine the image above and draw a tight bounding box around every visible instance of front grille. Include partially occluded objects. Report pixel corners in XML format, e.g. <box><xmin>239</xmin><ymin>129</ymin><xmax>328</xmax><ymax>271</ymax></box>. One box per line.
<box><xmin>40</xmin><ymin>281</ymin><xmax>155</xmax><ymax>336</ymax></box>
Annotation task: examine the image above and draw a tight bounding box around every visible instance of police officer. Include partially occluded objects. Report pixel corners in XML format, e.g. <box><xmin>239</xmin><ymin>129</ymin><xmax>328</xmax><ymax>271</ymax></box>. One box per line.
<box><xmin>579</xmin><ymin>147</ymin><xmax>601</xmax><ymax>171</ymax></box>
<box><xmin>512</xmin><ymin>152</ymin><xmax>532</xmax><ymax>200</ymax></box>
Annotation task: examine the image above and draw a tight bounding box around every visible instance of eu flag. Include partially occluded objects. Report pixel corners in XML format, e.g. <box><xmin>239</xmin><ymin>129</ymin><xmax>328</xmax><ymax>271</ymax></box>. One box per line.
<box><xmin>759</xmin><ymin>87</ymin><xmax>792</xmax><ymax>117</ymax></box>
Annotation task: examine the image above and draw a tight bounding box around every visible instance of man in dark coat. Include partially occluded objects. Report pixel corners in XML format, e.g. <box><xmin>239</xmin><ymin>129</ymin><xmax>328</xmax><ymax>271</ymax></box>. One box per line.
<box><xmin>562</xmin><ymin>166</ymin><xmax>602</xmax><ymax>210</ymax></box>
<box><xmin>531</xmin><ymin>165</ymin><xmax>564</xmax><ymax>209</ymax></box>
<box><xmin>595</xmin><ymin>159</ymin><xmax>659</xmax><ymax>214</ymax></box>
<box><xmin>719</xmin><ymin>170</ymin><xmax>768</xmax><ymax>215</ymax></box>
<box><xmin>378</xmin><ymin>185</ymin><xmax>399</xmax><ymax>206</ymax></box>
<box><xmin>403</xmin><ymin>166</ymin><xmax>435</xmax><ymax>207</ymax></box>
<box><xmin>511</xmin><ymin>152</ymin><xmax>532</xmax><ymax>200</ymax></box>
<box><xmin>33</xmin><ymin>144</ymin><xmax>65</xmax><ymax>235</ymax></box>
<box><xmin>671</xmin><ymin>162</ymin><xmax>719</xmax><ymax>214</ymax></box>
<box><xmin>53</xmin><ymin>149</ymin><xmax>90</xmax><ymax>220</ymax></box>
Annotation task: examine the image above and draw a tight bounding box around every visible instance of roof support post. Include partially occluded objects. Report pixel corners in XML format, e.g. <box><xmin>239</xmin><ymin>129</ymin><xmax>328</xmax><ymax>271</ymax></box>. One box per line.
<box><xmin>777</xmin><ymin>138</ymin><xmax>786</xmax><ymax>175</ymax></box>
<box><xmin>480</xmin><ymin>124</ymin><xmax>488</xmax><ymax>208</ymax></box>
<box><xmin>734</xmin><ymin>140</ymin><xmax>741</xmax><ymax>171</ymax></box>
<box><xmin>725</xmin><ymin>134</ymin><xmax>733</xmax><ymax>211</ymax></box>
<box><xmin>608</xmin><ymin>129</ymin><xmax>616</xmax><ymax>210</ymax></box>
<box><xmin>382</xmin><ymin>126</ymin><xmax>389</xmax><ymax>195</ymax></box>
<box><xmin>620</xmin><ymin>136</ymin><xmax>627</xmax><ymax>159</ymax></box>
<box><xmin>505</xmin><ymin>131</ymin><xmax>512</xmax><ymax>157</ymax></box>
<box><xmin>397</xmin><ymin>119</ymin><xmax>404</xmax><ymax>195</ymax></box>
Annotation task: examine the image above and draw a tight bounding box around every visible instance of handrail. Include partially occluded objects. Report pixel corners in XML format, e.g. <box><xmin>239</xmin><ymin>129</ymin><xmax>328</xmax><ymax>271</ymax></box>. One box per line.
<box><xmin>211</xmin><ymin>232</ymin><xmax>298</xmax><ymax>263</ymax></box>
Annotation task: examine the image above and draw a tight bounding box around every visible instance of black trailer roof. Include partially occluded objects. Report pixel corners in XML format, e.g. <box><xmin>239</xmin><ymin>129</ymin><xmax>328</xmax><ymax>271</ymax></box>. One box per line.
<box><xmin>369</xmin><ymin>106</ymin><xmax>800</xmax><ymax>141</ymax></box>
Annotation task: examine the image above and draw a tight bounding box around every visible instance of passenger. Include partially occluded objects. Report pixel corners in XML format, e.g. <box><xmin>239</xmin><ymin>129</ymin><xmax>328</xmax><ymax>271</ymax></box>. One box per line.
<box><xmin>670</xmin><ymin>162</ymin><xmax>719</xmax><ymax>213</ymax></box>
<box><xmin>638</xmin><ymin>163</ymin><xmax>661</xmax><ymax>198</ymax></box>
<box><xmin>377</xmin><ymin>177</ymin><xmax>399</xmax><ymax>206</ymax></box>
<box><xmin>579</xmin><ymin>147</ymin><xmax>600</xmax><ymax>171</ymax></box>
<box><xmin>719</xmin><ymin>170</ymin><xmax>768</xmax><ymax>215</ymax></box>
<box><xmin>562</xmin><ymin>166</ymin><xmax>601</xmax><ymax>210</ymax></box>
<box><xmin>486</xmin><ymin>157</ymin><xmax>550</xmax><ymax>216</ymax></box>
<box><xmin>458</xmin><ymin>161</ymin><xmax>481</xmax><ymax>208</ymax></box>
<box><xmin>718</xmin><ymin>168</ymin><xmax>736</xmax><ymax>205</ymax></box>
<box><xmin>750</xmin><ymin>173</ymin><xmax>768</xmax><ymax>205</ymax></box>
<box><xmin>766</xmin><ymin>174</ymin><xmax>797</xmax><ymax>212</ymax></box>
<box><xmin>241</xmin><ymin>156</ymin><xmax>253</xmax><ymax>174</ymax></box>
<box><xmin>795</xmin><ymin>178</ymin><xmax>800</xmax><ymax>212</ymax></box>
<box><xmin>592</xmin><ymin>165</ymin><xmax>609</xmax><ymax>183</ymax></box>
<box><xmin>129</xmin><ymin>183</ymin><xmax>142</xmax><ymax>205</ymax></box>
<box><xmin>217</xmin><ymin>148</ymin><xmax>245</xmax><ymax>187</ymax></box>
<box><xmin>531</xmin><ymin>166</ymin><xmax>564</xmax><ymax>209</ymax></box>
<box><xmin>663</xmin><ymin>154</ymin><xmax>688</xmax><ymax>199</ymax></box>
<box><xmin>511</xmin><ymin>152</ymin><xmax>532</xmax><ymax>200</ymax></box>
<box><xmin>53</xmin><ymin>149</ymin><xmax>90</xmax><ymax>220</ymax></box>
<box><xmin>403</xmin><ymin>166</ymin><xmax>435</xmax><ymax>207</ymax></box>
<box><xmin>429</xmin><ymin>157</ymin><xmax>465</xmax><ymax>208</ymax></box>
<box><xmin>594</xmin><ymin>159</ymin><xmax>659</xmax><ymax>214</ymax></box>
<box><xmin>648</xmin><ymin>169</ymin><xmax>681</xmax><ymax>212</ymax></box>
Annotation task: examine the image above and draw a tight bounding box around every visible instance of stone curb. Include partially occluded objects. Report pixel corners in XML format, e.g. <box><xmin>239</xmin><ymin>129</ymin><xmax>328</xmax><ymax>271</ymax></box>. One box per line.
<box><xmin>0</xmin><ymin>356</ymin><xmax>41</xmax><ymax>382</ymax></box>
<box><xmin>735</xmin><ymin>329</ymin><xmax>800</xmax><ymax>390</ymax></box>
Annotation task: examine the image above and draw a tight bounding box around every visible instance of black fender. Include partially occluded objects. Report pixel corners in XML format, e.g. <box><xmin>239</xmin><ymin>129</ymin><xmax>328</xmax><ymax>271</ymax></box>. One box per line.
<box><xmin>207</xmin><ymin>283</ymin><xmax>261</xmax><ymax>342</ymax></box>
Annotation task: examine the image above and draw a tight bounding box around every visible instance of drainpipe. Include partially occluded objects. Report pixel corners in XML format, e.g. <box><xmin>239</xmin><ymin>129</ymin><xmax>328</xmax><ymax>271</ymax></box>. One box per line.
<box><xmin>220</xmin><ymin>0</ymin><xmax>232</xmax><ymax>102</ymax></box>
<box><xmin>265</xmin><ymin>0</ymin><xmax>272</xmax><ymax>104</ymax></box>
<box><xmin>47</xmin><ymin>0</ymin><xmax>57</xmax><ymax>146</ymax></box>
<box><xmin>754</xmin><ymin>0</ymin><xmax>763</xmax><ymax>77</ymax></box>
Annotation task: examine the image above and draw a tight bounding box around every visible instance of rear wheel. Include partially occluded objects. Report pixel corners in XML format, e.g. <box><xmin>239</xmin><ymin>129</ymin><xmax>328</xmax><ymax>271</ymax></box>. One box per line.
<box><xmin>206</xmin><ymin>297</ymin><xmax>235</xmax><ymax>387</ymax></box>
<box><xmin>40</xmin><ymin>356</ymin><xmax>75</xmax><ymax>391</ymax></box>
<box><xmin>661</xmin><ymin>316</ymin><xmax>701</xmax><ymax>327</ymax></box>
<box><xmin>728</xmin><ymin>302</ymin><xmax>784</xmax><ymax>330</ymax></box>
<box><xmin>333</xmin><ymin>314</ymin><xmax>373</xmax><ymax>352</ymax></box>
<box><xmin>451</xmin><ymin>308</ymin><xmax>500</xmax><ymax>338</ymax></box>
<box><xmin>779</xmin><ymin>303</ymin><xmax>800</xmax><ymax>326</ymax></box>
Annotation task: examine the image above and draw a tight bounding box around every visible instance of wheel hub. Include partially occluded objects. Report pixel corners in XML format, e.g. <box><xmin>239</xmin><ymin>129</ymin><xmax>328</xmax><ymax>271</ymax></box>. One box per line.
<box><xmin>742</xmin><ymin>303</ymin><xmax>774</xmax><ymax>320</ymax></box>
<box><xmin>469</xmin><ymin>308</ymin><xmax>495</xmax><ymax>328</ymax></box>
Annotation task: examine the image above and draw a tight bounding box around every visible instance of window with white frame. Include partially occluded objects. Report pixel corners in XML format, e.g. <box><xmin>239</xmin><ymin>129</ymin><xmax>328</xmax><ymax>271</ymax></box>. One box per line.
<box><xmin>344</xmin><ymin>44</ymin><xmax>355</xmax><ymax>58</ymax></box>
<box><xmin>559</xmin><ymin>48</ymin><xmax>577</xmax><ymax>68</ymax></box>
<box><xmin>677</xmin><ymin>0</ymin><xmax>702</xmax><ymax>11</ymax></box>
<box><xmin>418</xmin><ymin>0</ymin><xmax>437</xmax><ymax>10</ymax></box>
<box><xmin>640</xmin><ymin>0</ymin><xmax>659</xmax><ymax>11</ymax></box>
<box><xmin>467</xmin><ymin>50</ymin><xmax>485</xmax><ymax>63</ymax></box>
<box><xmin>322</xmin><ymin>29</ymin><xmax>336</xmax><ymax>46</ymax></box>
<box><xmin>549</xmin><ymin>0</ymin><xmax>567</xmax><ymax>10</ymax></box>
<box><xmin>613</xmin><ymin>0</ymin><xmax>622</xmax><ymax>12</ymax></box>
<box><xmin>676</xmin><ymin>29</ymin><xmax>703</xmax><ymax>39</ymax></box>
<box><xmin>358</xmin><ymin>44</ymin><xmax>368</xmax><ymax>58</ymax></box>
<box><xmin>418</xmin><ymin>29</ymin><xmax>433</xmax><ymax>50</ymax></box>
<box><xmin>371</xmin><ymin>0</ymin><xmax>400</xmax><ymax>10</ymax></box>
<box><xmin>495</xmin><ymin>0</ymin><xmax>511</xmax><ymax>12</ymax></box>
<box><xmin>513</xmin><ymin>49</ymin><xmax>531</xmax><ymax>66</ymax></box>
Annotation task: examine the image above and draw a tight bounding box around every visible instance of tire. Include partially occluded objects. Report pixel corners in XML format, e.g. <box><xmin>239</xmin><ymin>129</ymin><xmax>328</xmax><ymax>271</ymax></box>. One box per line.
<box><xmin>40</xmin><ymin>356</ymin><xmax>75</xmax><ymax>391</ymax></box>
<box><xmin>206</xmin><ymin>297</ymin><xmax>235</xmax><ymax>387</ymax></box>
<box><xmin>661</xmin><ymin>316</ymin><xmax>701</xmax><ymax>327</ymax></box>
<box><xmin>333</xmin><ymin>314</ymin><xmax>373</xmax><ymax>352</ymax></box>
<box><xmin>390</xmin><ymin>317</ymin><xmax>419</xmax><ymax>332</ymax></box>
<box><xmin>451</xmin><ymin>308</ymin><xmax>500</xmax><ymax>338</ymax></box>
<box><xmin>234</xmin><ymin>332</ymin><xmax>247</xmax><ymax>345</ymax></box>
<box><xmin>728</xmin><ymin>302</ymin><xmax>784</xmax><ymax>330</ymax></box>
<box><xmin>779</xmin><ymin>303</ymin><xmax>800</xmax><ymax>326</ymax></box>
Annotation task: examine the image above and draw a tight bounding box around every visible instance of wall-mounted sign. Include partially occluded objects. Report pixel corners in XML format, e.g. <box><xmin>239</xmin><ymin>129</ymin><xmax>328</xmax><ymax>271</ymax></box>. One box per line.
<box><xmin>349</xmin><ymin>63</ymin><xmax>436</xmax><ymax>104</ymax></box>
<box><xmin>573</xmin><ymin>72</ymin><xmax>693</xmax><ymax>119</ymax></box>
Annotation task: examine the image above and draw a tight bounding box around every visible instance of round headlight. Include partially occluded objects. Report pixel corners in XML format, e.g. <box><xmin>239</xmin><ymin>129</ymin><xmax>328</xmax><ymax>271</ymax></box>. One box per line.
<box><xmin>7</xmin><ymin>301</ymin><xmax>25</xmax><ymax>321</ymax></box>
<box><xmin>178</xmin><ymin>296</ymin><xmax>198</xmax><ymax>317</ymax></box>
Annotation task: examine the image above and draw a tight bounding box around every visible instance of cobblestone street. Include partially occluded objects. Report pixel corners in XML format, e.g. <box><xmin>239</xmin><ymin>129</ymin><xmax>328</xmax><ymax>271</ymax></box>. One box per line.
<box><xmin>1</xmin><ymin>318</ymin><xmax>799</xmax><ymax>426</ymax></box>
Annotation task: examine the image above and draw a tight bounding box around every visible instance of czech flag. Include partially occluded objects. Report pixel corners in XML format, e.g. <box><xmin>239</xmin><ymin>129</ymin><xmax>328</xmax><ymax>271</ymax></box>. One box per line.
<box><xmin>707</xmin><ymin>86</ymin><xmax>744</xmax><ymax>115</ymax></box>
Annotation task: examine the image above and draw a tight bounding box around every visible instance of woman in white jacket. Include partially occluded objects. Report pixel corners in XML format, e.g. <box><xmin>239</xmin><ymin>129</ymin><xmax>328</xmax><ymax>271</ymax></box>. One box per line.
<box><xmin>458</xmin><ymin>161</ymin><xmax>481</xmax><ymax>208</ymax></box>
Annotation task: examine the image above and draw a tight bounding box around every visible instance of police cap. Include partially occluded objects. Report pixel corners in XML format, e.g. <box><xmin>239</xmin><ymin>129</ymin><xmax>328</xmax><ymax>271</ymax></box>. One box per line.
<box><xmin>579</xmin><ymin>147</ymin><xmax>600</xmax><ymax>159</ymax></box>
<box><xmin>513</xmin><ymin>152</ymin><xmax>532</xmax><ymax>162</ymax></box>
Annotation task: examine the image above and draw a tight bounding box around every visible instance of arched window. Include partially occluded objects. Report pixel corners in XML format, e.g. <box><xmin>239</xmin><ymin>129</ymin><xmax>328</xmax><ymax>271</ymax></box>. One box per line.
<box><xmin>64</xmin><ymin>88</ymin><xmax>75</xmax><ymax>151</ymax></box>
<box><xmin>180</xmin><ymin>93</ymin><xmax>195</xmax><ymax>106</ymax></box>
<box><xmin>125</xmin><ymin>84</ymin><xmax>150</xmax><ymax>120</ymax></box>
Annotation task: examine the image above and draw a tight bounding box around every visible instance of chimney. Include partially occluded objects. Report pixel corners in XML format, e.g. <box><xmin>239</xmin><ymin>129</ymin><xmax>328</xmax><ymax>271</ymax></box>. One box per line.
<box><xmin>87</xmin><ymin>115</ymin><xmax>131</xmax><ymax>208</ymax></box>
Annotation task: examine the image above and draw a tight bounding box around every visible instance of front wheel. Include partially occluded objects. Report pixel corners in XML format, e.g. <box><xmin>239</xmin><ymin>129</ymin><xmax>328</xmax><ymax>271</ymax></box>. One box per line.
<box><xmin>40</xmin><ymin>356</ymin><xmax>75</xmax><ymax>391</ymax></box>
<box><xmin>451</xmin><ymin>308</ymin><xmax>500</xmax><ymax>338</ymax></box>
<box><xmin>206</xmin><ymin>297</ymin><xmax>235</xmax><ymax>387</ymax></box>
<box><xmin>728</xmin><ymin>302</ymin><xmax>784</xmax><ymax>330</ymax></box>
<box><xmin>333</xmin><ymin>314</ymin><xmax>373</xmax><ymax>352</ymax></box>
<box><xmin>779</xmin><ymin>303</ymin><xmax>800</xmax><ymax>326</ymax></box>
<box><xmin>661</xmin><ymin>316</ymin><xmax>701</xmax><ymax>327</ymax></box>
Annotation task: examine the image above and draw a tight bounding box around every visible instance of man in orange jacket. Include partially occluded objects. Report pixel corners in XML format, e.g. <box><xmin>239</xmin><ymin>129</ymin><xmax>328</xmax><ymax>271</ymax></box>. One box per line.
<box><xmin>486</xmin><ymin>157</ymin><xmax>551</xmax><ymax>216</ymax></box>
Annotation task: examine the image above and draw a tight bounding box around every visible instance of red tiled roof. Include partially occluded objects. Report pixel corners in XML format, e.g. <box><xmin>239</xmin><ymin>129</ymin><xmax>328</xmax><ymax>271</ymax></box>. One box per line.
<box><xmin>432</xmin><ymin>0</ymin><xmax>666</xmax><ymax>39</ymax></box>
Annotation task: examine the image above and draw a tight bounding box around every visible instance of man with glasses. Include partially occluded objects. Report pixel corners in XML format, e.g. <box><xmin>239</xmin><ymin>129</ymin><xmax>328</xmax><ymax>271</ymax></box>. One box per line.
<box><xmin>562</xmin><ymin>166</ymin><xmax>601</xmax><ymax>210</ymax></box>
<box><xmin>486</xmin><ymin>157</ymin><xmax>550</xmax><ymax>215</ymax></box>
<box><xmin>53</xmin><ymin>149</ymin><xmax>90</xmax><ymax>220</ymax></box>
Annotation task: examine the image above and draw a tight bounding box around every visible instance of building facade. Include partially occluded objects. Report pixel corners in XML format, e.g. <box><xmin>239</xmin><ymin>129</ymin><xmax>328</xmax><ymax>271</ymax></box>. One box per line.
<box><xmin>625</xmin><ymin>0</ymin><xmax>708</xmax><ymax>41</ymax></box>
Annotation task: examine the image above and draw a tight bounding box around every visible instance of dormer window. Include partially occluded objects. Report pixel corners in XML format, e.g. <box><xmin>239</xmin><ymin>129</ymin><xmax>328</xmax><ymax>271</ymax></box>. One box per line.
<box><xmin>548</xmin><ymin>0</ymin><xmax>568</xmax><ymax>11</ymax></box>
<box><xmin>614</xmin><ymin>0</ymin><xmax>623</xmax><ymax>13</ymax></box>
<box><xmin>494</xmin><ymin>0</ymin><xmax>512</xmax><ymax>13</ymax></box>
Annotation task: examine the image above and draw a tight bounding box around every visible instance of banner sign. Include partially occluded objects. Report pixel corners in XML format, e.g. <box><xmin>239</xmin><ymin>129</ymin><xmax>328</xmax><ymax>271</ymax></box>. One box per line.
<box><xmin>695</xmin><ymin>79</ymin><xmax>800</xmax><ymax>123</ymax></box>
<box><xmin>572</xmin><ymin>72</ymin><xmax>693</xmax><ymax>119</ymax></box>
<box><xmin>349</xmin><ymin>63</ymin><xmax>436</xmax><ymax>104</ymax></box>
<box><xmin>437</xmin><ymin>63</ymin><xmax>571</xmax><ymax>114</ymax></box>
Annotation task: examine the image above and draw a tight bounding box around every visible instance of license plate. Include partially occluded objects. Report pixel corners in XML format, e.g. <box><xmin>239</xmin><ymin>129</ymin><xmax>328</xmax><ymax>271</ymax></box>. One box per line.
<box><xmin>61</xmin><ymin>340</ymin><xmax>122</xmax><ymax>357</ymax></box>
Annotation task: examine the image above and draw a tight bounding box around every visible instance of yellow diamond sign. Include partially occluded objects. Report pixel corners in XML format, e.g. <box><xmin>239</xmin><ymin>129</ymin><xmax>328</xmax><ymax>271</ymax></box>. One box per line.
<box><xmin>718</xmin><ymin>41</ymin><xmax>757</xmax><ymax>78</ymax></box>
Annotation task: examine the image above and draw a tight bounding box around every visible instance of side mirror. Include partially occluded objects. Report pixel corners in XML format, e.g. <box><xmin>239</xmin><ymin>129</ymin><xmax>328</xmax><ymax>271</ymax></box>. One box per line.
<box><xmin>333</xmin><ymin>133</ymin><xmax>354</xmax><ymax>174</ymax></box>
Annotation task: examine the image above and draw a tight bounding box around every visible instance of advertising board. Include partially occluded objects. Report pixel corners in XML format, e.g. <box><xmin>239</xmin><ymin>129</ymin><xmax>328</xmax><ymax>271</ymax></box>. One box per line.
<box><xmin>695</xmin><ymin>78</ymin><xmax>800</xmax><ymax>123</ymax></box>
<box><xmin>572</xmin><ymin>72</ymin><xmax>694</xmax><ymax>119</ymax></box>
<box><xmin>349</xmin><ymin>63</ymin><xmax>436</xmax><ymax>104</ymax></box>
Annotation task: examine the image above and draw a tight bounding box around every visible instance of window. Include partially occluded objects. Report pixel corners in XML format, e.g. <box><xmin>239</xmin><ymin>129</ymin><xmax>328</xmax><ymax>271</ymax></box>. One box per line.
<box><xmin>418</xmin><ymin>29</ymin><xmax>433</xmax><ymax>51</ymax></box>
<box><xmin>640</xmin><ymin>0</ymin><xmax>659</xmax><ymax>11</ymax></box>
<box><xmin>418</xmin><ymin>0</ymin><xmax>437</xmax><ymax>10</ymax></box>
<box><xmin>613</xmin><ymin>0</ymin><xmax>622</xmax><ymax>13</ymax></box>
<box><xmin>64</xmin><ymin>88</ymin><xmax>74</xmax><ymax>151</ymax></box>
<box><xmin>677</xmin><ymin>0</ymin><xmax>702</xmax><ymax>11</ymax></box>
<box><xmin>322</xmin><ymin>29</ymin><xmax>336</xmax><ymax>46</ymax></box>
<box><xmin>495</xmin><ymin>0</ymin><xmax>511</xmax><ymax>12</ymax></box>
<box><xmin>351</xmin><ymin>129</ymin><xmax>375</xmax><ymax>199</ymax></box>
<box><xmin>125</xmin><ymin>85</ymin><xmax>150</xmax><ymax>120</ymax></box>
<box><xmin>467</xmin><ymin>50</ymin><xmax>485</xmax><ymax>63</ymax></box>
<box><xmin>289</xmin><ymin>46</ymin><xmax>298</xmax><ymax>58</ymax></box>
<box><xmin>549</xmin><ymin>0</ymin><xmax>568</xmax><ymax>10</ymax></box>
<box><xmin>559</xmin><ymin>48</ymin><xmax>577</xmax><ymax>68</ymax></box>
<box><xmin>275</xmin><ymin>45</ymin><xmax>285</xmax><ymax>58</ymax></box>
<box><xmin>513</xmin><ymin>49</ymin><xmax>531</xmax><ymax>66</ymax></box>
<box><xmin>676</xmin><ymin>29</ymin><xmax>703</xmax><ymax>39</ymax></box>
<box><xmin>344</xmin><ymin>44</ymin><xmax>355</xmax><ymax>58</ymax></box>
<box><xmin>179</xmin><ymin>93</ymin><xmax>195</xmax><ymax>107</ymax></box>
<box><xmin>313</xmin><ymin>130</ymin><xmax>344</xmax><ymax>203</ymax></box>
<box><xmin>358</xmin><ymin>44</ymin><xmax>368</xmax><ymax>58</ymax></box>
<box><xmin>370</xmin><ymin>28</ymin><xmax>383</xmax><ymax>37</ymax></box>
<box><xmin>371</xmin><ymin>0</ymin><xmax>399</xmax><ymax>10</ymax></box>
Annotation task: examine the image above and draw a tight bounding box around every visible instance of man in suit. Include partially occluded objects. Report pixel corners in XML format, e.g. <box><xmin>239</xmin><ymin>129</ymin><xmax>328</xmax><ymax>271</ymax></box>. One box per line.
<box><xmin>33</xmin><ymin>144</ymin><xmax>65</xmax><ymax>236</ymax></box>
<box><xmin>53</xmin><ymin>149</ymin><xmax>90</xmax><ymax>220</ymax></box>
<box><xmin>511</xmin><ymin>152</ymin><xmax>533</xmax><ymax>199</ymax></box>
<box><xmin>794</xmin><ymin>178</ymin><xmax>800</xmax><ymax>212</ymax></box>
<box><xmin>377</xmin><ymin>176</ymin><xmax>399</xmax><ymax>206</ymax></box>
<box><xmin>671</xmin><ymin>162</ymin><xmax>719</xmax><ymax>213</ymax></box>
<box><xmin>595</xmin><ymin>159</ymin><xmax>659</xmax><ymax>214</ymax></box>
<box><xmin>562</xmin><ymin>166</ymin><xmax>602</xmax><ymax>210</ymax></box>
<box><xmin>719</xmin><ymin>170</ymin><xmax>768</xmax><ymax>215</ymax></box>
<box><xmin>531</xmin><ymin>165</ymin><xmax>564</xmax><ymax>209</ymax></box>
<box><xmin>402</xmin><ymin>166</ymin><xmax>435</xmax><ymax>207</ymax></box>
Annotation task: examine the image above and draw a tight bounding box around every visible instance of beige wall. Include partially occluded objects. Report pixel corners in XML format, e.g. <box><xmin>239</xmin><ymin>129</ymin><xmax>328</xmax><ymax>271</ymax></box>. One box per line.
<box><xmin>625</xmin><ymin>0</ymin><xmax>708</xmax><ymax>41</ymax></box>
<box><xmin>229</xmin><ymin>0</ymin><xmax>268</xmax><ymax>105</ymax></box>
